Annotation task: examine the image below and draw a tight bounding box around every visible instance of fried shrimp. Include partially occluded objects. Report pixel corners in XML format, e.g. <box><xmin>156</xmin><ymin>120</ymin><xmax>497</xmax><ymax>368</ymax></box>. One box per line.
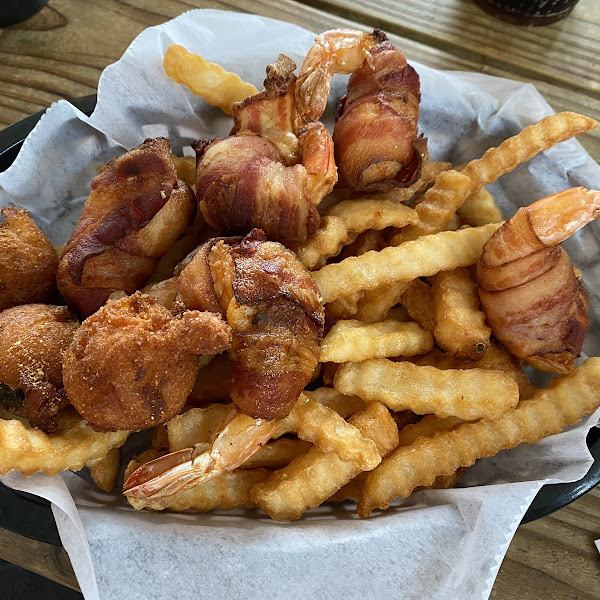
<box><xmin>296</xmin><ymin>29</ymin><xmax>423</xmax><ymax>191</ymax></box>
<box><xmin>195</xmin><ymin>55</ymin><xmax>337</xmax><ymax>245</ymax></box>
<box><xmin>57</xmin><ymin>138</ymin><xmax>196</xmax><ymax>317</ymax></box>
<box><xmin>0</xmin><ymin>207</ymin><xmax>58</xmax><ymax>310</ymax></box>
<box><xmin>62</xmin><ymin>293</ymin><xmax>231</xmax><ymax>432</ymax></box>
<box><xmin>124</xmin><ymin>229</ymin><xmax>325</xmax><ymax>500</ymax></box>
<box><xmin>478</xmin><ymin>187</ymin><xmax>600</xmax><ymax>373</ymax></box>
<box><xmin>0</xmin><ymin>304</ymin><xmax>79</xmax><ymax>434</ymax></box>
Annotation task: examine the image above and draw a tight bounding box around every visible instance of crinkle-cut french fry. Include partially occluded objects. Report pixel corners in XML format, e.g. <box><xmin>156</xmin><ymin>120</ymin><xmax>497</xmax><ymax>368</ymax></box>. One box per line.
<box><xmin>295</xmin><ymin>201</ymin><xmax>417</xmax><ymax>270</ymax></box>
<box><xmin>170</xmin><ymin>154</ymin><xmax>196</xmax><ymax>188</ymax></box>
<box><xmin>340</xmin><ymin>230</ymin><xmax>384</xmax><ymax>260</ymax></box>
<box><xmin>358</xmin><ymin>357</ymin><xmax>600</xmax><ymax>516</ymax></box>
<box><xmin>354</xmin><ymin>280</ymin><xmax>410</xmax><ymax>323</ymax></box>
<box><xmin>397</xmin><ymin>415</ymin><xmax>463</xmax><ymax>446</ymax></box>
<box><xmin>379</xmin><ymin>160</ymin><xmax>452</xmax><ymax>205</ymax></box>
<box><xmin>457</xmin><ymin>188</ymin><xmax>504</xmax><ymax>226</ymax></box>
<box><xmin>273</xmin><ymin>393</ymin><xmax>380</xmax><ymax>470</ymax></box>
<box><xmin>461</xmin><ymin>112</ymin><xmax>599</xmax><ymax>194</ymax></box>
<box><xmin>318</xmin><ymin>187</ymin><xmax>352</xmax><ymax>212</ymax></box>
<box><xmin>446</xmin><ymin>214</ymin><xmax>462</xmax><ymax>231</ymax></box>
<box><xmin>334</xmin><ymin>359</ymin><xmax>519</xmax><ymax>420</ymax></box>
<box><xmin>320</xmin><ymin>320</ymin><xmax>433</xmax><ymax>363</ymax></box>
<box><xmin>163</xmin><ymin>45</ymin><xmax>258</xmax><ymax>115</ymax></box>
<box><xmin>391</xmin><ymin>171</ymin><xmax>472</xmax><ymax>244</ymax></box>
<box><xmin>146</xmin><ymin>210</ymin><xmax>206</xmax><ymax>284</ymax></box>
<box><xmin>327</xmin><ymin>472</ymin><xmax>368</xmax><ymax>503</ymax></box>
<box><xmin>251</xmin><ymin>402</ymin><xmax>398</xmax><ymax>520</ymax></box>
<box><xmin>414</xmin><ymin>467</ymin><xmax>467</xmax><ymax>492</ymax></box>
<box><xmin>313</xmin><ymin>224</ymin><xmax>501</xmax><ymax>304</ymax></box>
<box><xmin>0</xmin><ymin>410</ymin><xmax>129</xmax><ymax>477</ymax></box>
<box><xmin>167</xmin><ymin>404</ymin><xmax>234</xmax><ymax>452</ymax></box>
<box><xmin>413</xmin><ymin>344</ymin><xmax>536</xmax><ymax>400</ymax></box>
<box><xmin>399</xmin><ymin>279</ymin><xmax>435</xmax><ymax>331</ymax></box>
<box><xmin>129</xmin><ymin>468</ymin><xmax>272</xmax><ymax>512</ymax></box>
<box><xmin>325</xmin><ymin>292</ymin><xmax>362</xmax><ymax>322</ymax></box>
<box><xmin>88</xmin><ymin>447</ymin><xmax>121</xmax><ymax>493</ymax></box>
<box><xmin>293</xmin><ymin>216</ymin><xmax>352</xmax><ymax>269</ymax></box>
<box><xmin>241</xmin><ymin>438</ymin><xmax>313</xmax><ymax>469</ymax></box>
<box><xmin>187</xmin><ymin>354</ymin><xmax>232</xmax><ymax>406</ymax></box>
<box><xmin>431</xmin><ymin>267</ymin><xmax>491</xmax><ymax>360</ymax></box>
<box><xmin>327</xmin><ymin>199</ymin><xmax>418</xmax><ymax>232</ymax></box>
<box><xmin>392</xmin><ymin>112</ymin><xmax>598</xmax><ymax>245</ymax></box>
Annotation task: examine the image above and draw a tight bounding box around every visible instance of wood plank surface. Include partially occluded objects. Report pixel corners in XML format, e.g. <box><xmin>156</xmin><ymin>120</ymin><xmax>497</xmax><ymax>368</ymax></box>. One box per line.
<box><xmin>1</xmin><ymin>1</ymin><xmax>600</xmax><ymax>599</ymax></box>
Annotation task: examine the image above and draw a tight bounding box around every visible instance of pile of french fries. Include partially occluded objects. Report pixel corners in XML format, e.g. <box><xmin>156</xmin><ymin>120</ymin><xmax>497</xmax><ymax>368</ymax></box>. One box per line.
<box><xmin>7</xmin><ymin>47</ymin><xmax>599</xmax><ymax>523</ymax></box>
<box><xmin>117</xmin><ymin>57</ymin><xmax>600</xmax><ymax>521</ymax></box>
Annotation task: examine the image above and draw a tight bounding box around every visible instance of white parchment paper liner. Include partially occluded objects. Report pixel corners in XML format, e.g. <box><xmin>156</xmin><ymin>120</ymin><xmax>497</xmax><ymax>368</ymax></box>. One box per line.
<box><xmin>1</xmin><ymin>10</ymin><xmax>599</xmax><ymax>600</ymax></box>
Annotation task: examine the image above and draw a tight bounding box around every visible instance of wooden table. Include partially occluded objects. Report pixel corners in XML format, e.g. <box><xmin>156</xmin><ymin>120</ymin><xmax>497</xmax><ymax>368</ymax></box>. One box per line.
<box><xmin>1</xmin><ymin>1</ymin><xmax>599</xmax><ymax>598</ymax></box>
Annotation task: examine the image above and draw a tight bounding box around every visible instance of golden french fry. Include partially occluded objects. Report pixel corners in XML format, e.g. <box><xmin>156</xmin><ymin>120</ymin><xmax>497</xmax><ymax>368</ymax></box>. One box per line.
<box><xmin>431</xmin><ymin>267</ymin><xmax>491</xmax><ymax>360</ymax></box>
<box><xmin>462</xmin><ymin>112</ymin><xmax>599</xmax><ymax>194</ymax></box>
<box><xmin>163</xmin><ymin>44</ymin><xmax>258</xmax><ymax>115</ymax></box>
<box><xmin>396</xmin><ymin>415</ymin><xmax>463</xmax><ymax>446</ymax></box>
<box><xmin>399</xmin><ymin>279</ymin><xmax>435</xmax><ymax>331</ymax></box>
<box><xmin>457</xmin><ymin>188</ymin><xmax>504</xmax><ymax>226</ymax></box>
<box><xmin>293</xmin><ymin>216</ymin><xmax>352</xmax><ymax>270</ymax></box>
<box><xmin>128</xmin><ymin>468</ymin><xmax>271</xmax><ymax>512</ymax></box>
<box><xmin>251</xmin><ymin>401</ymin><xmax>398</xmax><ymax>520</ymax></box>
<box><xmin>295</xmin><ymin>201</ymin><xmax>417</xmax><ymax>270</ymax></box>
<box><xmin>320</xmin><ymin>320</ymin><xmax>433</xmax><ymax>363</ymax></box>
<box><xmin>307</xmin><ymin>387</ymin><xmax>366</xmax><ymax>417</ymax></box>
<box><xmin>327</xmin><ymin>472</ymin><xmax>367</xmax><ymax>503</ymax></box>
<box><xmin>274</xmin><ymin>393</ymin><xmax>380</xmax><ymax>470</ymax></box>
<box><xmin>327</xmin><ymin>199</ymin><xmax>418</xmax><ymax>232</ymax></box>
<box><xmin>392</xmin><ymin>170</ymin><xmax>472</xmax><ymax>244</ymax></box>
<box><xmin>170</xmin><ymin>154</ymin><xmax>196</xmax><ymax>188</ymax></box>
<box><xmin>313</xmin><ymin>224</ymin><xmax>501</xmax><ymax>304</ymax></box>
<box><xmin>339</xmin><ymin>230</ymin><xmax>383</xmax><ymax>260</ymax></box>
<box><xmin>167</xmin><ymin>404</ymin><xmax>234</xmax><ymax>452</ymax></box>
<box><xmin>325</xmin><ymin>292</ymin><xmax>362</xmax><ymax>322</ymax></box>
<box><xmin>0</xmin><ymin>409</ymin><xmax>129</xmax><ymax>477</ymax></box>
<box><xmin>358</xmin><ymin>357</ymin><xmax>600</xmax><ymax>516</ymax></box>
<box><xmin>392</xmin><ymin>112</ymin><xmax>598</xmax><ymax>245</ymax></box>
<box><xmin>88</xmin><ymin>448</ymin><xmax>120</xmax><ymax>493</ymax></box>
<box><xmin>354</xmin><ymin>280</ymin><xmax>410</xmax><ymax>323</ymax></box>
<box><xmin>385</xmin><ymin>306</ymin><xmax>410</xmax><ymax>322</ymax></box>
<box><xmin>242</xmin><ymin>438</ymin><xmax>312</xmax><ymax>469</ymax></box>
<box><xmin>414</xmin><ymin>467</ymin><xmax>467</xmax><ymax>492</ymax></box>
<box><xmin>334</xmin><ymin>359</ymin><xmax>519</xmax><ymax>420</ymax></box>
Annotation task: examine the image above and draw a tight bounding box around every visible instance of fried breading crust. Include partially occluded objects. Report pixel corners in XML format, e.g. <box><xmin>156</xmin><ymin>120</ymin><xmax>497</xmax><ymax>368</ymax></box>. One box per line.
<box><xmin>0</xmin><ymin>207</ymin><xmax>58</xmax><ymax>310</ymax></box>
<box><xmin>0</xmin><ymin>304</ymin><xmax>79</xmax><ymax>433</ymax></box>
<box><xmin>62</xmin><ymin>293</ymin><xmax>231</xmax><ymax>432</ymax></box>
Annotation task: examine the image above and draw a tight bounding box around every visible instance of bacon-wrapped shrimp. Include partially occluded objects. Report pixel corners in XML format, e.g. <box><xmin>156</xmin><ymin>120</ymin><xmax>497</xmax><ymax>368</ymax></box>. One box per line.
<box><xmin>124</xmin><ymin>229</ymin><xmax>324</xmax><ymax>499</ymax></box>
<box><xmin>195</xmin><ymin>56</ymin><xmax>337</xmax><ymax>245</ymax></box>
<box><xmin>57</xmin><ymin>138</ymin><xmax>196</xmax><ymax>317</ymax></box>
<box><xmin>0</xmin><ymin>304</ymin><xmax>79</xmax><ymax>434</ymax></box>
<box><xmin>477</xmin><ymin>187</ymin><xmax>600</xmax><ymax>374</ymax></box>
<box><xmin>62</xmin><ymin>293</ymin><xmax>231</xmax><ymax>432</ymax></box>
<box><xmin>296</xmin><ymin>29</ymin><xmax>424</xmax><ymax>192</ymax></box>
<box><xmin>0</xmin><ymin>207</ymin><xmax>58</xmax><ymax>310</ymax></box>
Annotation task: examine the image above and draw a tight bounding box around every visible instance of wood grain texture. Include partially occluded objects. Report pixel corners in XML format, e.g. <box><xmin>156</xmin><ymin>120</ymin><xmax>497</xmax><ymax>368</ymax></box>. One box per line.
<box><xmin>0</xmin><ymin>528</ymin><xmax>79</xmax><ymax>592</ymax></box>
<box><xmin>1</xmin><ymin>1</ymin><xmax>600</xmax><ymax>598</ymax></box>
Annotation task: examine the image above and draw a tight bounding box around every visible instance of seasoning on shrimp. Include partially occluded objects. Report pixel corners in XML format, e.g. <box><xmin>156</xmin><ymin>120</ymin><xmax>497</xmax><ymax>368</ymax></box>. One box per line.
<box><xmin>296</xmin><ymin>29</ymin><xmax>424</xmax><ymax>192</ymax></box>
<box><xmin>477</xmin><ymin>186</ymin><xmax>600</xmax><ymax>374</ymax></box>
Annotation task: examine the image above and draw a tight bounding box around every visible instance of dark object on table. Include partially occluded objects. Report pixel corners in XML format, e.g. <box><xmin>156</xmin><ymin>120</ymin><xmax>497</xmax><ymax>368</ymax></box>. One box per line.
<box><xmin>0</xmin><ymin>559</ymin><xmax>82</xmax><ymax>600</ymax></box>
<box><xmin>474</xmin><ymin>0</ymin><xmax>580</xmax><ymax>25</ymax></box>
<box><xmin>0</xmin><ymin>0</ymin><xmax>47</xmax><ymax>27</ymax></box>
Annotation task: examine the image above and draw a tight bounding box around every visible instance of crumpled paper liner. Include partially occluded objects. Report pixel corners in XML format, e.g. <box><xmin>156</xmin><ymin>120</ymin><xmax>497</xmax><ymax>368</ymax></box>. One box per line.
<box><xmin>1</xmin><ymin>9</ymin><xmax>599</xmax><ymax>600</ymax></box>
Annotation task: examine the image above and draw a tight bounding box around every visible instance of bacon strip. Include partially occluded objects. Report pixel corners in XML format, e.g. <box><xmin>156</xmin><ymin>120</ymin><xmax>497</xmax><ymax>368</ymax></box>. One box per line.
<box><xmin>57</xmin><ymin>138</ymin><xmax>195</xmax><ymax>317</ymax></box>
<box><xmin>334</xmin><ymin>39</ymin><xmax>424</xmax><ymax>192</ymax></box>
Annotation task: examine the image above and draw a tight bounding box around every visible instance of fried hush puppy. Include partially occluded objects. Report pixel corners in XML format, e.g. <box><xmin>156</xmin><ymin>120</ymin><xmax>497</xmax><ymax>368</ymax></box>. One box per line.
<box><xmin>62</xmin><ymin>292</ymin><xmax>231</xmax><ymax>432</ymax></box>
<box><xmin>0</xmin><ymin>304</ymin><xmax>80</xmax><ymax>434</ymax></box>
<box><xmin>0</xmin><ymin>207</ymin><xmax>58</xmax><ymax>310</ymax></box>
